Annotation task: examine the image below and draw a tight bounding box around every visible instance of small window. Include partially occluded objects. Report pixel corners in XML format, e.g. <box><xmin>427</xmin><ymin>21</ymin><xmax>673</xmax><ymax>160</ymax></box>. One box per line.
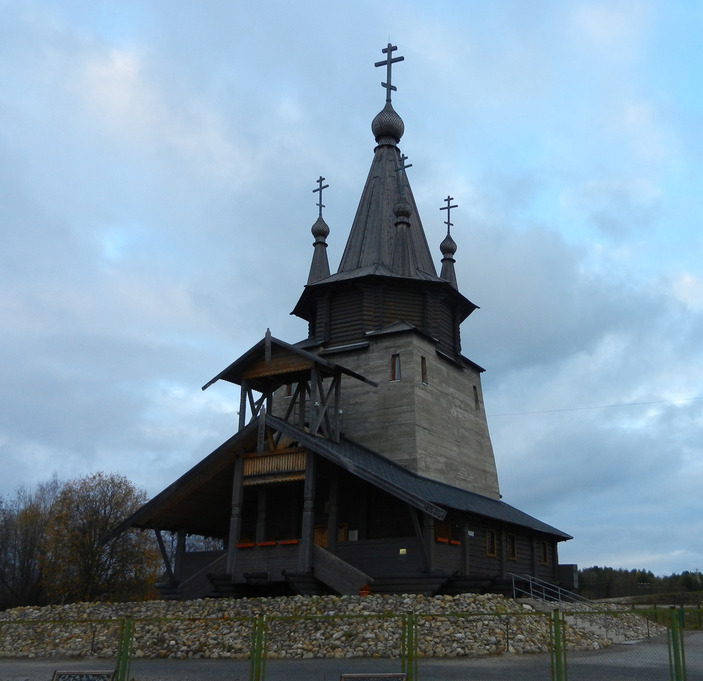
<box><xmin>421</xmin><ymin>356</ymin><xmax>428</xmax><ymax>384</ymax></box>
<box><xmin>473</xmin><ymin>385</ymin><xmax>480</xmax><ymax>411</ymax></box>
<box><xmin>540</xmin><ymin>541</ymin><xmax>550</xmax><ymax>565</ymax></box>
<box><xmin>390</xmin><ymin>354</ymin><xmax>401</xmax><ymax>381</ymax></box>
<box><xmin>507</xmin><ymin>534</ymin><xmax>517</xmax><ymax>560</ymax></box>
<box><xmin>485</xmin><ymin>529</ymin><xmax>497</xmax><ymax>557</ymax></box>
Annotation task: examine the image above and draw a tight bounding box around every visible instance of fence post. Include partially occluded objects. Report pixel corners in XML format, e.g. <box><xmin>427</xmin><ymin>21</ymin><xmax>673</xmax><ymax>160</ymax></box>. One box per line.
<box><xmin>114</xmin><ymin>617</ymin><xmax>134</xmax><ymax>681</ymax></box>
<box><xmin>550</xmin><ymin>609</ymin><xmax>567</xmax><ymax>681</ymax></box>
<box><xmin>667</xmin><ymin>608</ymin><xmax>686</xmax><ymax>681</ymax></box>
<box><xmin>249</xmin><ymin>615</ymin><xmax>268</xmax><ymax>681</ymax></box>
<box><xmin>401</xmin><ymin>612</ymin><xmax>417</xmax><ymax>681</ymax></box>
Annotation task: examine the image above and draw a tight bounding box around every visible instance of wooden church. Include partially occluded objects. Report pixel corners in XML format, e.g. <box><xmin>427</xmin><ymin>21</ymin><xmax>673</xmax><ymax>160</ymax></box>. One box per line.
<box><xmin>110</xmin><ymin>44</ymin><xmax>572</xmax><ymax>599</ymax></box>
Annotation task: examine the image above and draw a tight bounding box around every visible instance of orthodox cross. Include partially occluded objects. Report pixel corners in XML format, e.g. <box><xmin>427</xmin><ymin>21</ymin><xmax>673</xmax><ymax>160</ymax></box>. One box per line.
<box><xmin>375</xmin><ymin>43</ymin><xmax>404</xmax><ymax>103</ymax></box>
<box><xmin>395</xmin><ymin>153</ymin><xmax>412</xmax><ymax>200</ymax></box>
<box><xmin>395</xmin><ymin>153</ymin><xmax>412</xmax><ymax>174</ymax></box>
<box><xmin>440</xmin><ymin>195</ymin><xmax>458</xmax><ymax>234</ymax></box>
<box><xmin>313</xmin><ymin>175</ymin><xmax>329</xmax><ymax>218</ymax></box>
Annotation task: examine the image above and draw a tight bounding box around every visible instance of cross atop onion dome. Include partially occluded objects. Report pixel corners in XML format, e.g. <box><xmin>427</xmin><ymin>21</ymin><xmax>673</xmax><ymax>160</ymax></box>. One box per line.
<box><xmin>372</xmin><ymin>43</ymin><xmax>405</xmax><ymax>145</ymax></box>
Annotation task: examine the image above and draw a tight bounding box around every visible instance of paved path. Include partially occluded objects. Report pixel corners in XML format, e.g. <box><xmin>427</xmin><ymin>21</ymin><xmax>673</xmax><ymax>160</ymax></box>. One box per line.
<box><xmin>2</xmin><ymin>632</ymin><xmax>701</xmax><ymax>681</ymax></box>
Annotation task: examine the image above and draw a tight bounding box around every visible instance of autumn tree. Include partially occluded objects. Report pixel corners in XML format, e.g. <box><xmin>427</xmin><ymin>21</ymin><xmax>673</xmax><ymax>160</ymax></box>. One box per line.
<box><xmin>41</xmin><ymin>472</ymin><xmax>160</xmax><ymax>603</ymax></box>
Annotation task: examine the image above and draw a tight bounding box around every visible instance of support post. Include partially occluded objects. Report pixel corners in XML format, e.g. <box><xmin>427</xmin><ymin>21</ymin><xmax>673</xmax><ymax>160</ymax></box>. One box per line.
<box><xmin>114</xmin><ymin>618</ymin><xmax>134</xmax><ymax>681</ymax></box>
<box><xmin>227</xmin><ymin>455</ymin><xmax>245</xmax><ymax>578</ymax></box>
<box><xmin>327</xmin><ymin>469</ymin><xmax>339</xmax><ymax>554</ymax></box>
<box><xmin>668</xmin><ymin>607</ymin><xmax>686</xmax><ymax>681</ymax></box>
<box><xmin>461</xmin><ymin>522</ymin><xmax>470</xmax><ymax>576</ymax></box>
<box><xmin>310</xmin><ymin>365</ymin><xmax>319</xmax><ymax>434</ymax></box>
<box><xmin>255</xmin><ymin>488</ymin><xmax>267</xmax><ymax>544</ymax></box>
<box><xmin>298</xmin><ymin>453</ymin><xmax>316</xmax><ymax>573</ymax></box>
<box><xmin>401</xmin><ymin>612</ymin><xmax>417</xmax><ymax>681</ymax></box>
<box><xmin>423</xmin><ymin>514</ymin><xmax>434</xmax><ymax>573</ymax></box>
<box><xmin>550</xmin><ymin>609</ymin><xmax>567</xmax><ymax>681</ymax></box>
<box><xmin>249</xmin><ymin>615</ymin><xmax>268</xmax><ymax>681</ymax></box>
<box><xmin>334</xmin><ymin>373</ymin><xmax>342</xmax><ymax>441</ymax></box>
<box><xmin>174</xmin><ymin>529</ymin><xmax>186</xmax><ymax>582</ymax></box>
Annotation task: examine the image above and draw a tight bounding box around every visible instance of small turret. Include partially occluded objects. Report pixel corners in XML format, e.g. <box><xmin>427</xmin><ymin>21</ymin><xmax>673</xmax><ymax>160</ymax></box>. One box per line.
<box><xmin>439</xmin><ymin>196</ymin><xmax>458</xmax><ymax>289</ymax></box>
<box><xmin>307</xmin><ymin>176</ymin><xmax>331</xmax><ymax>284</ymax></box>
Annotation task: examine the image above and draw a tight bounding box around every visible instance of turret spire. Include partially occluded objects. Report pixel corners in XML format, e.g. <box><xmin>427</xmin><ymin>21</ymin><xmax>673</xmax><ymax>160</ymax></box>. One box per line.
<box><xmin>391</xmin><ymin>154</ymin><xmax>414</xmax><ymax>276</ymax></box>
<box><xmin>439</xmin><ymin>196</ymin><xmax>459</xmax><ymax>289</ymax></box>
<box><xmin>307</xmin><ymin>176</ymin><xmax>331</xmax><ymax>284</ymax></box>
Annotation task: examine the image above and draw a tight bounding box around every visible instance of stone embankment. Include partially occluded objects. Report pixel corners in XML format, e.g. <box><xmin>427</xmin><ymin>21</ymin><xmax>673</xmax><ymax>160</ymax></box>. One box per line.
<box><xmin>0</xmin><ymin>593</ymin><xmax>662</xmax><ymax>660</ymax></box>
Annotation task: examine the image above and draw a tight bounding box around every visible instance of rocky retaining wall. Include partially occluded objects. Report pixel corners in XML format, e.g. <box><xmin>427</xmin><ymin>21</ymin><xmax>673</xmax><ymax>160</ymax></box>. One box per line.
<box><xmin>0</xmin><ymin>594</ymin><xmax>662</xmax><ymax>659</ymax></box>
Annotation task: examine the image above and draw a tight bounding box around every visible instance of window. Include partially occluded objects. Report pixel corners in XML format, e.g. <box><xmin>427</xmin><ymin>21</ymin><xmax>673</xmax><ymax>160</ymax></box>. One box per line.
<box><xmin>390</xmin><ymin>354</ymin><xmax>401</xmax><ymax>381</ymax></box>
<box><xmin>485</xmin><ymin>529</ymin><xmax>497</xmax><ymax>557</ymax></box>
<box><xmin>421</xmin><ymin>356</ymin><xmax>428</xmax><ymax>384</ymax></box>
<box><xmin>507</xmin><ymin>534</ymin><xmax>517</xmax><ymax>560</ymax></box>
<box><xmin>540</xmin><ymin>541</ymin><xmax>550</xmax><ymax>565</ymax></box>
<box><xmin>473</xmin><ymin>385</ymin><xmax>480</xmax><ymax>411</ymax></box>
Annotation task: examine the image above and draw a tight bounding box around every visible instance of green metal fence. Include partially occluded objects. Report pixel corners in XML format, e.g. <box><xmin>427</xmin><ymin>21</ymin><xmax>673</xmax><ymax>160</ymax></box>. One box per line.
<box><xmin>0</xmin><ymin>606</ymin><xmax>700</xmax><ymax>680</ymax></box>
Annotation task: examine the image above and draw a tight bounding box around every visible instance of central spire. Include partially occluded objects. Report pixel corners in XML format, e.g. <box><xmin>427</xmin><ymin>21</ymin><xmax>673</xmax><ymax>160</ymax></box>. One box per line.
<box><xmin>338</xmin><ymin>43</ymin><xmax>434</xmax><ymax>276</ymax></box>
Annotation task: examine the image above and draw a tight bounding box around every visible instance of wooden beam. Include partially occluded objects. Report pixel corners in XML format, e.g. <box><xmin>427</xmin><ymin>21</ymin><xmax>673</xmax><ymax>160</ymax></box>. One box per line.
<box><xmin>409</xmin><ymin>508</ymin><xmax>429</xmax><ymax>572</ymax></box>
<box><xmin>239</xmin><ymin>379</ymin><xmax>248</xmax><ymax>430</ymax></box>
<box><xmin>154</xmin><ymin>530</ymin><xmax>175</xmax><ymax>583</ymax></box>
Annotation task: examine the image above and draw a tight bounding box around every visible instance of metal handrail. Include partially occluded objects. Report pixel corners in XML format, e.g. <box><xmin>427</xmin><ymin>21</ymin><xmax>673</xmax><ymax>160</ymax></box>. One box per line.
<box><xmin>509</xmin><ymin>572</ymin><xmax>591</xmax><ymax>604</ymax></box>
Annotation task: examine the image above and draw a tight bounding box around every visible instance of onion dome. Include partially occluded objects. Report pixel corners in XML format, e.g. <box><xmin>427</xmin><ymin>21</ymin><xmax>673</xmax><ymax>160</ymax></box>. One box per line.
<box><xmin>311</xmin><ymin>216</ymin><xmax>330</xmax><ymax>241</ymax></box>
<box><xmin>372</xmin><ymin>102</ymin><xmax>404</xmax><ymax>145</ymax></box>
<box><xmin>440</xmin><ymin>231</ymin><xmax>457</xmax><ymax>258</ymax></box>
<box><xmin>394</xmin><ymin>197</ymin><xmax>412</xmax><ymax>221</ymax></box>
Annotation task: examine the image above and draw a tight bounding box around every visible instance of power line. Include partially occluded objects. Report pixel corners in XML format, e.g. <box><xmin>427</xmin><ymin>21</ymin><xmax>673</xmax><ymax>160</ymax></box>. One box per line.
<box><xmin>488</xmin><ymin>396</ymin><xmax>703</xmax><ymax>417</ymax></box>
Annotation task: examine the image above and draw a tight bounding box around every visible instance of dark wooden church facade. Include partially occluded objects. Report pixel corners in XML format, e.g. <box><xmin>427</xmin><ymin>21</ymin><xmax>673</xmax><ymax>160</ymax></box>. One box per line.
<box><xmin>110</xmin><ymin>44</ymin><xmax>572</xmax><ymax>599</ymax></box>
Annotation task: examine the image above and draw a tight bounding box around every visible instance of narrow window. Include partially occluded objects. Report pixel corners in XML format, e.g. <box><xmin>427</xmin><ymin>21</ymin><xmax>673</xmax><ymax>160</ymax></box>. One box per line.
<box><xmin>507</xmin><ymin>534</ymin><xmax>517</xmax><ymax>560</ymax></box>
<box><xmin>485</xmin><ymin>529</ymin><xmax>497</xmax><ymax>557</ymax></box>
<box><xmin>540</xmin><ymin>541</ymin><xmax>550</xmax><ymax>565</ymax></box>
<box><xmin>390</xmin><ymin>354</ymin><xmax>401</xmax><ymax>381</ymax></box>
<box><xmin>473</xmin><ymin>385</ymin><xmax>480</xmax><ymax>411</ymax></box>
<box><xmin>285</xmin><ymin>383</ymin><xmax>292</xmax><ymax>398</ymax></box>
<box><xmin>421</xmin><ymin>356</ymin><xmax>428</xmax><ymax>384</ymax></box>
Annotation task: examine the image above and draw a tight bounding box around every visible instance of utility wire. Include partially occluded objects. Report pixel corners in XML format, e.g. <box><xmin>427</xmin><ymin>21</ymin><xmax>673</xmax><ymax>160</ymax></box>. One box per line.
<box><xmin>488</xmin><ymin>396</ymin><xmax>703</xmax><ymax>417</ymax></box>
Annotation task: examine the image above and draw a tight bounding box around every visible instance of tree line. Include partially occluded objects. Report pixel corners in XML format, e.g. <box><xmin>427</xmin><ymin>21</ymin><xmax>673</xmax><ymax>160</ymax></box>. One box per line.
<box><xmin>0</xmin><ymin>473</ymin><xmax>160</xmax><ymax>610</ymax></box>
<box><xmin>2</xmin><ymin>473</ymin><xmax>702</xmax><ymax>610</ymax></box>
<box><xmin>578</xmin><ymin>566</ymin><xmax>703</xmax><ymax>600</ymax></box>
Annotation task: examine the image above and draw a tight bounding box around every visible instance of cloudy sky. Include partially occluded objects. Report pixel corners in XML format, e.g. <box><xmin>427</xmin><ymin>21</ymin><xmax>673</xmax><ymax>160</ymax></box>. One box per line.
<box><xmin>2</xmin><ymin>0</ymin><xmax>702</xmax><ymax>576</ymax></box>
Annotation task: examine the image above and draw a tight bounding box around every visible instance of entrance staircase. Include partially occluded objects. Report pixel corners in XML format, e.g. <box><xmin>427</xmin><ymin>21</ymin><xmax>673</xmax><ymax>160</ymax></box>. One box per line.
<box><xmin>508</xmin><ymin>573</ymin><xmax>648</xmax><ymax>644</ymax></box>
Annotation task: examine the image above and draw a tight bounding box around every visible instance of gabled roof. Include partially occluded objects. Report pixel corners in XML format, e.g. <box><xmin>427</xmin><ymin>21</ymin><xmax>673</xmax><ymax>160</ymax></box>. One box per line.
<box><xmin>201</xmin><ymin>332</ymin><xmax>376</xmax><ymax>393</ymax></box>
<box><xmin>108</xmin><ymin>414</ymin><xmax>571</xmax><ymax>542</ymax></box>
<box><xmin>268</xmin><ymin>415</ymin><xmax>571</xmax><ymax>540</ymax></box>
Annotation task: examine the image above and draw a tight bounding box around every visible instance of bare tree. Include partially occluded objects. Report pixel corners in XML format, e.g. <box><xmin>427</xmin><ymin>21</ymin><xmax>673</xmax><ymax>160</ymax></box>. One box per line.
<box><xmin>0</xmin><ymin>478</ymin><xmax>59</xmax><ymax>609</ymax></box>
